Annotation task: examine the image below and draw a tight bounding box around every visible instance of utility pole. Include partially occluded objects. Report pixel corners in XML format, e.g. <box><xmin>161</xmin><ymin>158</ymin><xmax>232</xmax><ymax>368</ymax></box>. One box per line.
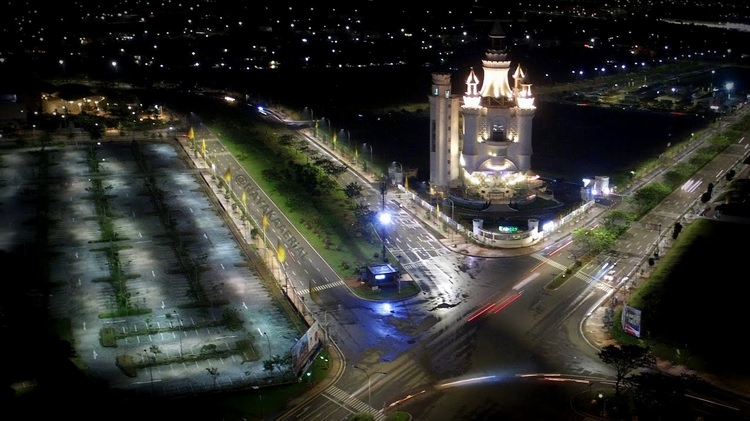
<box><xmin>380</xmin><ymin>179</ymin><xmax>387</xmax><ymax>262</ymax></box>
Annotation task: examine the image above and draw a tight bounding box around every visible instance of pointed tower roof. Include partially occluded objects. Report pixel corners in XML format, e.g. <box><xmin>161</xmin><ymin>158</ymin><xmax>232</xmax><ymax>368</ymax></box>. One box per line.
<box><xmin>463</xmin><ymin>67</ymin><xmax>482</xmax><ymax>108</ymax></box>
<box><xmin>489</xmin><ymin>20</ymin><xmax>506</xmax><ymax>48</ymax></box>
<box><xmin>479</xmin><ymin>22</ymin><xmax>513</xmax><ymax>100</ymax></box>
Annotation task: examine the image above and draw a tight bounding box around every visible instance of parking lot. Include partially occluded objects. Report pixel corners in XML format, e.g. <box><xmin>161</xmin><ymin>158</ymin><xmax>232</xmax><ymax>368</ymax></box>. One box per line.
<box><xmin>1</xmin><ymin>139</ymin><xmax>303</xmax><ymax>396</ymax></box>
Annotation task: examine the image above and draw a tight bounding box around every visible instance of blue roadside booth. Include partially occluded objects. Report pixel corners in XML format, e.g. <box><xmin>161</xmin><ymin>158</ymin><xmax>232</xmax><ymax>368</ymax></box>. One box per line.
<box><xmin>362</xmin><ymin>263</ymin><xmax>400</xmax><ymax>287</ymax></box>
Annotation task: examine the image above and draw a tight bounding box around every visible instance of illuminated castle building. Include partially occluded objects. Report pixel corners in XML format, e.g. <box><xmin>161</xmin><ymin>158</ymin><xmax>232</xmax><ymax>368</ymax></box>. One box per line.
<box><xmin>429</xmin><ymin>21</ymin><xmax>540</xmax><ymax>203</ymax></box>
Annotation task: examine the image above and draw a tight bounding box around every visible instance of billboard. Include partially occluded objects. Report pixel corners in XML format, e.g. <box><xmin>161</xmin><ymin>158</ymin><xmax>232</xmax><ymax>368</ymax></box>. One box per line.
<box><xmin>621</xmin><ymin>303</ymin><xmax>642</xmax><ymax>338</ymax></box>
<box><xmin>291</xmin><ymin>321</ymin><xmax>324</xmax><ymax>377</ymax></box>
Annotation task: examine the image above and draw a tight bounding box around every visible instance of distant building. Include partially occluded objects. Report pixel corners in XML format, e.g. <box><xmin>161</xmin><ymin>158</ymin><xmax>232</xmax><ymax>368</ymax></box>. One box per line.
<box><xmin>429</xmin><ymin>21</ymin><xmax>539</xmax><ymax>203</ymax></box>
<box><xmin>40</xmin><ymin>83</ymin><xmax>105</xmax><ymax>116</ymax></box>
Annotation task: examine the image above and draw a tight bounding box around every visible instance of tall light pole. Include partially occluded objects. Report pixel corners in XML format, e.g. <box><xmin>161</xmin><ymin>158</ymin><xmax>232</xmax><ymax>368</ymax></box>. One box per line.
<box><xmin>446</xmin><ymin>197</ymin><xmax>455</xmax><ymax>241</ymax></box>
<box><xmin>363</xmin><ymin>143</ymin><xmax>373</xmax><ymax>170</ymax></box>
<box><xmin>111</xmin><ymin>60</ymin><xmax>118</xmax><ymax>87</ymax></box>
<box><xmin>259</xmin><ymin>328</ymin><xmax>271</xmax><ymax>357</ymax></box>
<box><xmin>711</xmin><ymin>69</ymin><xmax>715</xmax><ymax>90</ymax></box>
<box><xmin>352</xmin><ymin>365</ymin><xmax>387</xmax><ymax>407</ymax></box>
<box><xmin>391</xmin><ymin>161</ymin><xmax>403</xmax><ymax>186</ymax></box>
<box><xmin>377</xmin><ymin>215</ymin><xmax>391</xmax><ymax>263</ymax></box>
<box><xmin>321</xmin><ymin>117</ymin><xmax>331</xmax><ymax>140</ymax></box>
<box><xmin>144</xmin><ymin>348</ymin><xmax>154</xmax><ymax>396</ymax></box>
<box><xmin>172</xmin><ymin>310</ymin><xmax>183</xmax><ymax>356</ymax></box>
<box><xmin>378</xmin><ymin>178</ymin><xmax>391</xmax><ymax>262</ymax></box>
<box><xmin>252</xmin><ymin>385</ymin><xmax>263</xmax><ymax>418</ymax></box>
<box><xmin>339</xmin><ymin>128</ymin><xmax>351</xmax><ymax>155</ymax></box>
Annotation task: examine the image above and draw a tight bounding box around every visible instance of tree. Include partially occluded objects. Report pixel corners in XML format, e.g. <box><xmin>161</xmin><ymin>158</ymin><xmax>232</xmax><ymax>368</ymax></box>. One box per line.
<box><xmin>598</xmin><ymin>344</ymin><xmax>656</xmax><ymax>395</ymax></box>
<box><xmin>148</xmin><ymin>344</ymin><xmax>162</xmax><ymax>361</ymax></box>
<box><xmin>206</xmin><ymin>366</ymin><xmax>219</xmax><ymax>389</ymax></box>
<box><xmin>672</xmin><ymin>222</ymin><xmax>683</xmax><ymax>239</ymax></box>
<box><xmin>262</xmin><ymin>354</ymin><xmax>292</xmax><ymax>373</ymax></box>
<box><xmin>632</xmin><ymin>183</ymin><xmax>671</xmax><ymax>214</ymax></box>
<box><xmin>700</xmin><ymin>191</ymin><xmax>711</xmax><ymax>203</ymax></box>
<box><xmin>343</xmin><ymin>182</ymin><xmax>364</xmax><ymax>202</ymax></box>
<box><xmin>626</xmin><ymin>371</ymin><xmax>700</xmax><ymax>420</ymax></box>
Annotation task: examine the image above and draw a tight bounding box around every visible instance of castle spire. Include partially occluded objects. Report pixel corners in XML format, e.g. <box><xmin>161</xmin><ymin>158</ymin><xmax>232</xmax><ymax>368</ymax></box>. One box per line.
<box><xmin>513</xmin><ymin>65</ymin><xmax>525</xmax><ymax>90</ymax></box>
<box><xmin>479</xmin><ymin>22</ymin><xmax>513</xmax><ymax>100</ymax></box>
<box><xmin>463</xmin><ymin>67</ymin><xmax>482</xmax><ymax>108</ymax></box>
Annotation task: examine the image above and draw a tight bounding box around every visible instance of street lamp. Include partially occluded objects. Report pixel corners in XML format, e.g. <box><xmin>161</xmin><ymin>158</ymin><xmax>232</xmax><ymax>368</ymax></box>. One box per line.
<box><xmin>352</xmin><ymin>365</ymin><xmax>387</xmax><ymax>407</ymax></box>
<box><xmin>144</xmin><ymin>349</ymin><xmax>155</xmax><ymax>396</ymax></box>
<box><xmin>172</xmin><ymin>311</ymin><xmax>183</xmax><ymax>356</ymax></box>
<box><xmin>252</xmin><ymin>385</ymin><xmax>263</xmax><ymax>418</ymax></box>
<box><xmin>377</xmin><ymin>210</ymin><xmax>391</xmax><ymax>263</ymax></box>
<box><xmin>391</xmin><ymin>161</ymin><xmax>403</xmax><ymax>186</ymax></box>
<box><xmin>339</xmin><ymin>128</ymin><xmax>351</xmax><ymax>155</ymax></box>
<box><xmin>378</xmin><ymin>178</ymin><xmax>391</xmax><ymax>262</ymax></box>
<box><xmin>363</xmin><ymin>143</ymin><xmax>373</xmax><ymax>169</ymax></box>
<box><xmin>259</xmin><ymin>328</ymin><xmax>271</xmax><ymax>357</ymax></box>
<box><xmin>445</xmin><ymin>197</ymin><xmax>455</xmax><ymax>241</ymax></box>
<box><xmin>321</xmin><ymin>117</ymin><xmax>331</xmax><ymax>137</ymax></box>
<box><xmin>111</xmin><ymin>60</ymin><xmax>118</xmax><ymax>87</ymax></box>
<box><xmin>725</xmin><ymin>81</ymin><xmax>734</xmax><ymax>99</ymax></box>
<box><xmin>711</xmin><ymin>69</ymin><xmax>715</xmax><ymax>90</ymax></box>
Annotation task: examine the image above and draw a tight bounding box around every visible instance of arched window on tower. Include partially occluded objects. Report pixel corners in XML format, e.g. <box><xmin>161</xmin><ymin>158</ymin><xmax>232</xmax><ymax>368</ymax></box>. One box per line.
<box><xmin>491</xmin><ymin>124</ymin><xmax>505</xmax><ymax>142</ymax></box>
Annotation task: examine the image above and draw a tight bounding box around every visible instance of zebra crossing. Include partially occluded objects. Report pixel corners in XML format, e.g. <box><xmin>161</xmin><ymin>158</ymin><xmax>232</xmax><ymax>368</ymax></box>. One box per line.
<box><xmin>530</xmin><ymin>253</ymin><xmax>615</xmax><ymax>293</ymax></box>
<box><xmin>295</xmin><ymin>280</ymin><xmax>346</xmax><ymax>295</ymax></box>
<box><xmin>325</xmin><ymin>386</ymin><xmax>386</xmax><ymax>421</ymax></box>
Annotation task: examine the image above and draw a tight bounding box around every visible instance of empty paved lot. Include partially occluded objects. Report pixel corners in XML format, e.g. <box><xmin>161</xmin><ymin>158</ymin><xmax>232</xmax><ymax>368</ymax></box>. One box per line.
<box><xmin>1</xmin><ymin>140</ymin><xmax>302</xmax><ymax>396</ymax></box>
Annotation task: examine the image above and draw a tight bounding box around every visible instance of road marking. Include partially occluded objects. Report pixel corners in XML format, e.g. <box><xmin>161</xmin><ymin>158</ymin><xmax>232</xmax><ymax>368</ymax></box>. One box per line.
<box><xmin>513</xmin><ymin>272</ymin><xmax>540</xmax><ymax>291</ymax></box>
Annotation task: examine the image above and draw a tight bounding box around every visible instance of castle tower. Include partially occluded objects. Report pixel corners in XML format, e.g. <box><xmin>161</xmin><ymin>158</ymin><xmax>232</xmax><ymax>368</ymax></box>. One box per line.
<box><xmin>428</xmin><ymin>72</ymin><xmax>460</xmax><ymax>194</ymax></box>
<box><xmin>479</xmin><ymin>21</ymin><xmax>514</xmax><ymax>102</ymax></box>
<box><xmin>429</xmin><ymin>21</ymin><xmax>536</xmax><ymax>202</ymax></box>
<box><xmin>508</xmin><ymin>65</ymin><xmax>535</xmax><ymax>173</ymax></box>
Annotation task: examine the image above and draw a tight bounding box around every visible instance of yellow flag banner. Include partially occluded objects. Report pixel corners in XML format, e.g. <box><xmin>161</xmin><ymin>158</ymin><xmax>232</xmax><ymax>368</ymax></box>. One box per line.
<box><xmin>242</xmin><ymin>191</ymin><xmax>247</xmax><ymax>206</ymax></box>
<box><xmin>436</xmin><ymin>203</ymin><xmax>440</xmax><ymax>218</ymax></box>
<box><xmin>405</xmin><ymin>175</ymin><xmax>409</xmax><ymax>190</ymax></box>
<box><xmin>276</xmin><ymin>241</ymin><xmax>286</xmax><ymax>263</ymax></box>
<box><xmin>224</xmin><ymin>167</ymin><xmax>232</xmax><ymax>183</ymax></box>
<box><xmin>201</xmin><ymin>138</ymin><xmax>206</xmax><ymax>154</ymax></box>
<box><xmin>263</xmin><ymin>213</ymin><xmax>269</xmax><ymax>230</ymax></box>
<box><xmin>188</xmin><ymin>127</ymin><xmax>194</xmax><ymax>140</ymax></box>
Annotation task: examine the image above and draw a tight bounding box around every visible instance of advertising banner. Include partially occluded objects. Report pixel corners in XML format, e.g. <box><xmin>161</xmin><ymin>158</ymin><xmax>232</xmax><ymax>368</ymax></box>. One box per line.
<box><xmin>622</xmin><ymin>303</ymin><xmax>642</xmax><ymax>338</ymax></box>
<box><xmin>291</xmin><ymin>321</ymin><xmax>323</xmax><ymax>377</ymax></box>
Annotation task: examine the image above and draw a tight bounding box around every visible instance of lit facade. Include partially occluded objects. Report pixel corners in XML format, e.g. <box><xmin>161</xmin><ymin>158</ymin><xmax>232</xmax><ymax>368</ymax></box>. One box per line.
<box><xmin>429</xmin><ymin>21</ymin><xmax>538</xmax><ymax>202</ymax></box>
